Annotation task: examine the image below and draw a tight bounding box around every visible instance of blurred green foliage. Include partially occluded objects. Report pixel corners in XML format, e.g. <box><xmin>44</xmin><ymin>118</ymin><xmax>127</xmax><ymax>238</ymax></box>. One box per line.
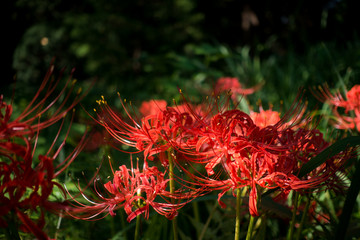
<box><xmin>5</xmin><ymin>0</ymin><xmax>360</xmax><ymax>103</ymax></box>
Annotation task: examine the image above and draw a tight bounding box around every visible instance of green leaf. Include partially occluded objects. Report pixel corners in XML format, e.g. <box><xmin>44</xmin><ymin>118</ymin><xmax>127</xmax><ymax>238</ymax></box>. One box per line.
<box><xmin>298</xmin><ymin>136</ymin><xmax>360</xmax><ymax>178</ymax></box>
<box><xmin>334</xmin><ymin>158</ymin><xmax>360</xmax><ymax>239</ymax></box>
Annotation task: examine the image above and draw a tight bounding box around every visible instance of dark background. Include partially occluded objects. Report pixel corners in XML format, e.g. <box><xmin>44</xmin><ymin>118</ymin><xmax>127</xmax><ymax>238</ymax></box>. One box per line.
<box><xmin>3</xmin><ymin>0</ymin><xmax>359</xmax><ymax>102</ymax></box>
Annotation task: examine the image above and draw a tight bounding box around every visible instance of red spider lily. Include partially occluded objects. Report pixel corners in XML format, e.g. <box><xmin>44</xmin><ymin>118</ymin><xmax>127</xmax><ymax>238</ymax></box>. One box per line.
<box><xmin>171</xmin><ymin>93</ymin><xmax>351</xmax><ymax>216</ymax></box>
<box><xmin>250</xmin><ymin>107</ymin><xmax>281</xmax><ymax>128</ymax></box>
<box><xmin>332</xmin><ymin>110</ymin><xmax>360</xmax><ymax>132</ymax></box>
<box><xmin>93</xmin><ymin>95</ymin><xmax>200</xmax><ymax>162</ymax></box>
<box><xmin>313</xmin><ymin>84</ymin><xmax>360</xmax><ymax>132</ymax></box>
<box><xmin>0</xmin><ymin>66</ymin><xmax>86</xmax><ymax>140</ymax></box>
<box><xmin>139</xmin><ymin>99</ymin><xmax>167</xmax><ymax>116</ymax></box>
<box><xmin>215</xmin><ymin>77</ymin><xmax>262</xmax><ymax>101</ymax></box>
<box><xmin>315</xmin><ymin>84</ymin><xmax>360</xmax><ymax>112</ymax></box>
<box><xmin>0</xmin><ymin>116</ymin><xmax>87</xmax><ymax>239</ymax></box>
<box><xmin>249</xmin><ymin>99</ymin><xmax>309</xmax><ymax>130</ymax></box>
<box><xmin>66</xmin><ymin>161</ymin><xmax>189</xmax><ymax>222</ymax></box>
<box><xmin>0</xmin><ymin>65</ymin><xmax>88</xmax><ymax>239</ymax></box>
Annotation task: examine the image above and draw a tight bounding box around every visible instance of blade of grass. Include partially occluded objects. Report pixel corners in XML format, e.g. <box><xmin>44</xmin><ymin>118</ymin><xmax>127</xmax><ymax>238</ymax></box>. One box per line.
<box><xmin>298</xmin><ymin>136</ymin><xmax>360</xmax><ymax>178</ymax></box>
<box><xmin>334</xmin><ymin>158</ymin><xmax>360</xmax><ymax>239</ymax></box>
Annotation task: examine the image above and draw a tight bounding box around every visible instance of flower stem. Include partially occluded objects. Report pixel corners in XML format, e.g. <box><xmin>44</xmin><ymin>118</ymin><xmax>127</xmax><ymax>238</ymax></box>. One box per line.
<box><xmin>168</xmin><ymin>149</ymin><xmax>178</xmax><ymax>240</ymax></box>
<box><xmin>245</xmin><ymin>215</ymin><xmax>256</xmax><ymax>240</ymax></box>
<box><xmin>4</xmin><ymin>213</ymin><xmax>21</xmax><ymax>240</ymax></box>
<box><xmin>288</xmin><ymin>191</ymin><xmax>300</xmax><ymax>240</ymax></box>
<box><xmin>134</xmin><ymin>187</ymin><xmax>142</xmax><ymax>240</ymax></box>
<box><xmin>192</xmin><ymin>201</ymin><xmax>200</xmax><ymax>238</ymax></box>
<box><xmin>235</xmin><ymin>188</ymin><xmax>243</xmax><ymax>240</ymax></box>
<box><xmin>134</xmin><ymin>214</ymin><xmax>141</xmax><ymax>240</ymax></box>
<box><xmin>295</xmin><ymin>195</ymin><xmax>311</xmax><ymax>240</ymax></box>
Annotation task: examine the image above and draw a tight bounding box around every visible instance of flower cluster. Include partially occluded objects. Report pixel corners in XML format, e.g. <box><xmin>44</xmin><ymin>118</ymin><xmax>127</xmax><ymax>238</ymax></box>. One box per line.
<box><xmin>0</xmin><ymin>65</ymin><xmax>87</xmax><ymax>239</ymax></box>
<box><xmin>175</xmin><ymin>100</ymin><xmax>347</xmax><ymax>216</ymax></box>
<box><xmin>75</xmin><ymin>86</ymin><xmax>352</xmax><ymax>221</ymax></box>
<box><xmin>3</xmin><ymin>63</ymin><xmax>358</xmax><ymax>239</ymax></box>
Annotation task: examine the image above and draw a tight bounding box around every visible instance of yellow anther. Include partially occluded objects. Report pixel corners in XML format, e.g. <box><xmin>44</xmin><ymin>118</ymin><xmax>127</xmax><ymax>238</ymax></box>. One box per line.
<box><xmin>77</xmin><ymin>87</ymin><xmax>82</xmax><ymax>94</ymax></box>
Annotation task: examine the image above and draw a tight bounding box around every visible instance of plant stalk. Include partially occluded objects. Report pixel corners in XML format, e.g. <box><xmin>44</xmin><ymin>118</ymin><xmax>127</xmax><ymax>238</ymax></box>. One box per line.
<box><xmin>288</xmin><ymin>191</ymin><xmax>300</xmax><ymax>240</ymax></box>
<box><xmin>4</xmin><ymin>213</ymin><xmax>21</xmax><ymax>240</ymax></box>
<box><xmin>245</xmin><ymin>215</ymin><xmax>256</xmax><ymax>240</ymax></box>
<box><xmin>168</xmin><ymin>149</ymin><xmax>178</xmax><ymax>240</ymax></box>
<box><xmin>295</xmin><ymin>195</ymin><xmax>311</xmax><ymax>240</ymax></box>
<box><xmin>235</xmin><ymin>188</ymin><xmax>242</xmax><ymax>240</ymax></box>
<box><xmin>134</xmin><ymin>214</ymin><xmax>141</xmax><ymax>240</ymax></box>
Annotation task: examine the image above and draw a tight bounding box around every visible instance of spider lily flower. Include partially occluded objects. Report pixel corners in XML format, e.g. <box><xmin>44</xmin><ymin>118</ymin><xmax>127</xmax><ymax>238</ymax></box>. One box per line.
<box><xmin>1</xmin><ymin>65</ymin><xmax>87</xmax><ymax>140</ymax></box>
<box><xmin>139</xmin><ymin>99</ymin><xmax>167</xmax><ymax>116</ymax></box>
<box><xmin>315</xmin><ymin>84</ymin><xmax>360</xmax><ymax>112</ymax></box>
<box><xmin>332</xmin><ymin>110</ymin><xmax>360</xmax><ymax>132</ymax></box>
<box><xmin>93</xmin><ymin>94</ymin><xmax>199</xmax><ymax>162</ymax></box>
<box><xmin>249</xmin><ymin>107</ymin><xmax>281</xmax><ymax>128</ymax></box>
<box><xmin>313</xmin><ymin>84</ymin><xmax>360</xmax><ymax>132</ymax></box>
<box><xmin>215</xmin><ymin>77</ymin><xmax>262</xmax><ymax>101</ymax></box>
<box><xmin>0</xmin><ymin>113</ymin><xmax>87</xmax><ymax>240</ymax></box>
<box><xmin>173</xmin><ymin>92</ymin><xmax>352</xmax><ymax>216</ymax></box>
<box><xmin>0</xmin><ymin>65</ymin><xmax>88</xmax><ymax>239</ymax></box>
<box><xmin>186</xmin><ymin>109</ymin><xmax>290</xmax><ymax>215</ymax></box>
<box><xmin>66</xmin><ymin>162</ymin><xmax>188</xmax><ymax>222</ymax></box>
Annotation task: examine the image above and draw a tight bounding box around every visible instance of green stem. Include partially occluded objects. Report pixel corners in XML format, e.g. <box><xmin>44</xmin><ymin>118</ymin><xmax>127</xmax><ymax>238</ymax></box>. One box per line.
<box><xmin>4</xmin><ymin>213</ymin><xmax>21</xmax><ymax>240</ymax></box>
<box><xmin>288</xmin><ymin>191</ymin><xmax>300</xmax><ymax>240</ymax></box>
<box><xmin>134</xmin><ymin>186</ymin><xmax>142</xmax><ymax>240</ymax></box>
<box><xmin>134</xmin><ymin>214</ymin><xmax>141</xmax><ymax>240</ymax></box>
<box><xmin>168</xmin><ymin>149</ymin><xmax>178</xmax><ymax>240</ymax></box>
<box><xmin>192</xmin><ymin>201</ymin><xmax>200</xmax><ymax>238</ymax></box>
<box><xmin>235</xmin><ymin>188</ymin><xmax>243</xmax><ymax>240</ymax></box>
<box><xmin>295</xmin><ymin>195</ymin><xmax>311</xmax><ymax>240</ymax></box>
<box><xmin>110</xmin><ymin>213</ymin><xmax>115</xmax><ymax>238</ymax></box>
<box><xmin>120</xmin><ymin>210</ymin><xmax>128</xmax><ymax>240</ymax></box>
<box><xmin>245</xmin><ymin>215</ymin><xmax>256</xmax><ymax>240</ymax></box>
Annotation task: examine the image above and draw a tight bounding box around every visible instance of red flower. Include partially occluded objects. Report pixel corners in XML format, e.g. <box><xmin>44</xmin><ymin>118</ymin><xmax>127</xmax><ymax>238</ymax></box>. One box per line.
<box><xmin>0</xmin><ymin>64</ymin><xmax>88</xmax><ymax>239</ymax></box>
<box><xmin>67</xmin><ymin>162</ymin><xmax>187</xmax><ymax>222</ymax></box>
<box><xmin>173</xmin><ymin>94</ymin><xmax>351</xmax><ymax>216</ymax></box>
<box><xmin>0</xmin><ymin>115</ymin><xmax>86</xmax><ymax>239</ymax></box>
<box><xmin>139</xmin><ymin>99</ymin><xmax>167</xmax><ymax>116</ymax></box>
<box><xmin>1</xmin><ymin>66</ymin><xmax>86</xmax><ymax>140</ymax></box>
<box><xmin>314</xmin><ymin>84</ymin><xmax>360</xmax><ymax>132</ymax></box>
<box><xmin>94</xmin><ymin>95</ymin><xmax>198</xmax><ymax>162</ymax></box>
<box><xmin>215</xmin><ymin>77</ymin><xmax>262</xmax><ymax>101</ymax></box>
<box><xmin>250</xmin><ymin>107</ymin><xmax>281</xmax><ymax>128</ymax></box>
